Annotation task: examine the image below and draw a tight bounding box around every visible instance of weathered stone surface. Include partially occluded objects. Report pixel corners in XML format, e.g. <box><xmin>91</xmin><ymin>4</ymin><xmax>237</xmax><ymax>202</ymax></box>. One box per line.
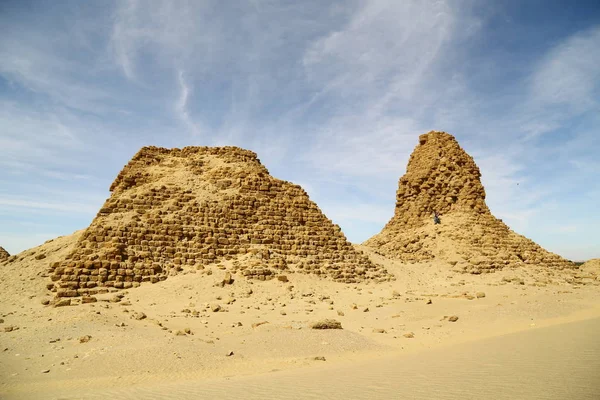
<box><xmin>0</xmin><ymin>246</ymin><xmax>9</xmax><ymax>261</ymax></box>
<box><xmin>364</xmin><ymin>131</ymin><xmax>574</xmax><ymax>273</ymax></box>
<box><xmin>48</xmin><ymin>146</ymin><xmax>391</xmax><ymax>298</ymax></box>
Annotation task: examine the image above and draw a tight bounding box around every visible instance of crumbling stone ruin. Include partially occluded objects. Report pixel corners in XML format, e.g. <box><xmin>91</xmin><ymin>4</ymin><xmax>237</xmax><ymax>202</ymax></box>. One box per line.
<box><xmin>0</xmin><ymin>246</ymin><xmax>9</xmax><ymax>261</ymax></box>
<box><xmin>48</xmin><ymin>146</ymin><xmax>390</xmax><ymax>298</ymax></box>
<box><xmin>364</xmin><ymin>131</ymin><xmax>574</xmax><ymax>273</ymax></box>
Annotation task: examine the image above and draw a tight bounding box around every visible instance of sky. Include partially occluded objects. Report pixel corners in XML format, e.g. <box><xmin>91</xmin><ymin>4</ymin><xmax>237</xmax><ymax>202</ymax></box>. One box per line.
<box><xmin>0</xmin><ymin>0</ymin><xmax>599</xmax><ymax>261</ymax></box>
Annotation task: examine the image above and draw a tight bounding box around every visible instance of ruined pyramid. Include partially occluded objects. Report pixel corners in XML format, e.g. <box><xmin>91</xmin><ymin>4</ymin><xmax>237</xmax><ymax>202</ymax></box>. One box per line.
<box><xmin>581</xmin><ymin>259</ymin><xmax>600</xmax><ymax>274</ymax></box>
<box><xmin>48</xmin><ymin>146</ymin><xmax>390</xmax><ymax>298</ymax></box>
<box><xmin>364</xmin><ymin>131</ymin><xmax>574</xmax><ymax>273</ymax></box>
<box><xmin>0</xmin><ymin>246</ymin><xmax>9</xmax><ymax>261</ymax></box>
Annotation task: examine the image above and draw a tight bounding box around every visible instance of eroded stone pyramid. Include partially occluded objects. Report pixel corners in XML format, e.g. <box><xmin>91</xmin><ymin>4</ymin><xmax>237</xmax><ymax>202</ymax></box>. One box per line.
<box><xmin>581</xmin><ymin>259</ymin><xmax>600</xmax><ymax>274</ymax></box>
<box><xmin>0</xmin><ymin>246</ymin><xmax>9</xmax><ymax>261</ymax></box>
<box><xmin>48</xmin><ymin>146</ymin><xmax>390</xmax><ymax>298</ymax></box>
<box><xmin>364</xmin><ymin>131</ymin><xmax>574</xmax><ymax>273</ymax></box>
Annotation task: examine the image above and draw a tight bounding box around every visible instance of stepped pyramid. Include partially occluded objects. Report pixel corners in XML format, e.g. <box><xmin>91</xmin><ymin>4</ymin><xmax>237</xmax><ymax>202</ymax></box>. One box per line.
<box><xmin>364</xmin><ymin>131</ymin><xmax>574</xmax><ymax>273</ymax></box>
<box><xmin>48</xmin><ymin>146</ymin><xmax>390</xmax><ymax>298</ymax></box>
<box><xmin>0</xmin><ymin>246</ymin><xmax>9</xmax><ymax>261</ymax></box>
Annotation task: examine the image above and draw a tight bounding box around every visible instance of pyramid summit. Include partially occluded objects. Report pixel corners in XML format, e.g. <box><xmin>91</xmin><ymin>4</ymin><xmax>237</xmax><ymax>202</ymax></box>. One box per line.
<box><xmin>48</xmin><ymin>146</ymin><xmax>390</xmax><ymax>298</ymax></box>
<box><xmin>0</xmin><ymin>246</ymin><xmax>9</xmax><ymax>261</ymax></box>
<box><xmin>364</xmin><ymin>131</ymin><xmax>574</xmax><ymax>273</ymax></box>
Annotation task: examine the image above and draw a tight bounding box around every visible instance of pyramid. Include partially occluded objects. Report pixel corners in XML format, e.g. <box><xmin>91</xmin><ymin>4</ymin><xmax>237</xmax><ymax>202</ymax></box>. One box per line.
<box><xmin>48</xmin><ymin>146</ymin><xmax>390</xmax><ymax>298</ymax></box>
<box><xmin>581</xmin><ymin>259</ymin><xmax>600</xmax><ymax>271</ymax></box>
<box><xmin>0</xmin><ymin>246</ymin><xmax>9</xmax><ymax>261</ymax></box>
<box><xmin>364</xmin><ymin>131</ymin><xmax>574</xmax><ymax>273</ymax></box>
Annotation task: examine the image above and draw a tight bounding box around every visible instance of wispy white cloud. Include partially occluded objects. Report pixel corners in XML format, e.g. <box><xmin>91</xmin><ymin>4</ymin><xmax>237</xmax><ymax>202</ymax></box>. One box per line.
<box><xmin>0</xmin><ymin>102</ymin><xmax>87</xmax><ymax>176</ymax></box>
<box><xmin>0</xmin><ymin>30</ymin><xmax>113</xmax><ymax>114</ymax></box>
<box><xmin>530</xmin><ymin>26</ymin><xmax>600</xmax><ymax>110</ymax></box>
<box><xmin>175</xmin><ymin>70</ymin><xmax>202</xmax><ymax>137</ymax></box>
<box><xmin>0</xmin><ymin>195</ymin><xmax>101</xmax><ymax>215</ymax></box>
<box><xmin>302</xmin><ymin>1</ymin><xmax>479</xmax><ymax>178</ymax></box>
<box><xmin>512</xmin><ymin>26</ymin><xmax>600</xmax><ymax>139</ymax></box>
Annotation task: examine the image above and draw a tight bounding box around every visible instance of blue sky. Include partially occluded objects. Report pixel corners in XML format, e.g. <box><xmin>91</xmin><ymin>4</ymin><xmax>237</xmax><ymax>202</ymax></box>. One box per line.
<box><xmin>0</xmin><ymin>0</ymin><xmax>599</xmax><ymax>260</ymax></box>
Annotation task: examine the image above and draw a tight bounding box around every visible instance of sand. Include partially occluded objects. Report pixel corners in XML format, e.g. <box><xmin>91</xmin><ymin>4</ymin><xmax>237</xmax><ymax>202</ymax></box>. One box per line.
<box><xmin>17</xmin><ymin>318</ymin><xmax>599</xmax><ymax>400</ymax></box>
<box><xmin>1</xmin><ymin>234</ymin><xmax>599</xmax><ymax>399</ymax></box>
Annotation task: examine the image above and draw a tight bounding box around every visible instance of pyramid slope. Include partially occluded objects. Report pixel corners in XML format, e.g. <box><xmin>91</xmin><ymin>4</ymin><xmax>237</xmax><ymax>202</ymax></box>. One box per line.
<box><xmin>364</xmin><ymin>131</ymin><xmax>574</xmax><ymax>273</ymax></box>
<box><xmin>49</xmin><ymin>146</ymin><xmax>390</xmax><ymax>298</ymax></box>
<box><xmin>0</xmin><ymin>246</ymin><xmax>9</xmax><ymax>261</ymax></box>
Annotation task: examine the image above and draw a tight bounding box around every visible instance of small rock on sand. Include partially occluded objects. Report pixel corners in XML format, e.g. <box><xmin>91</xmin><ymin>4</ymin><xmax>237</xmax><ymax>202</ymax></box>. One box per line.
<box><xmin>54</xmin><ymin>299</ymin><xmax>71</xmax><ymax>307</ymax></box>
<box><xmin>79</xmin><ymin>335</ymin><xmax>92</xmax><ymax>343</ymax></box>
<box><xmin>476</xmin><ymin>292</ymin><xmax>486</xmax><ymax>298</ymax></box>
<box><xmin>222</xmin><ymin>272</ymin><xmax>234</xmax><ymax>285</ymax></box>
<box><xmin>448</xmin><ymin>315</ymin><xmax>459</xmax><ymax>322</ymax></box>
<box><xmin>373</xmin><ymin>328</ymin><xmax>386</xmax><ymax>334</ymax></box>
<box><xmin>310</xmin><ymin>319</ymin><xmax>342</xmax><ymax>330</ymax></box>
<box><xmin>403</xmin><ymin>332</ymin><xmax>415</xmax><ymax>338</ymax></box>
<box><xmin>82</xmin><ymin>296</ymin><xmax>97</xmax><ymax>304</ymax></box>
<box><xmin>133</xmin><ymin>312</ymin><xmax>147</xmax><ymax>320</ymax></box>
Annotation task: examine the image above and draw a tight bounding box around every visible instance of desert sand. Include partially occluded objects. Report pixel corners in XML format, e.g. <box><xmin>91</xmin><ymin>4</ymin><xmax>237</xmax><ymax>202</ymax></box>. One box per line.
<box><xmin>1</xmin><ymin>237</ymin><xmax>599</xmax><ymax>399</ymax></box>
<box><xmin>1</xmin><ymin>132</ymin><xmax>599</xmax><ymax>399</ymax></box>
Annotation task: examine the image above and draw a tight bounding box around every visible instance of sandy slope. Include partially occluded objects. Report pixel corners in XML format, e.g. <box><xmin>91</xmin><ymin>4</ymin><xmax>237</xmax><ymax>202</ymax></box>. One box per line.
<box><xmin>1</xmin><ymin>234</ymin><xmax>599</xmax><ymax>399</ymax></box>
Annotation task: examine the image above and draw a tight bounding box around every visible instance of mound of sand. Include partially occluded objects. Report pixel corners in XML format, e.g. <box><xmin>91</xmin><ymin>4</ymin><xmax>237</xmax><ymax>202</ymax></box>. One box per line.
<box><xmin>0</xmin><ymin>246</ymin><xmax>9</xmax><ymax>261</ymax></box>
<box><xmin>48</xmin><ymin>146</ymin><xmax>390</xmax><ymax>299</ymax></box>
<box><xmin>364</xmin><ymin>131</ymin><xmax>573</xmax><ymax>273</ymax></box>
